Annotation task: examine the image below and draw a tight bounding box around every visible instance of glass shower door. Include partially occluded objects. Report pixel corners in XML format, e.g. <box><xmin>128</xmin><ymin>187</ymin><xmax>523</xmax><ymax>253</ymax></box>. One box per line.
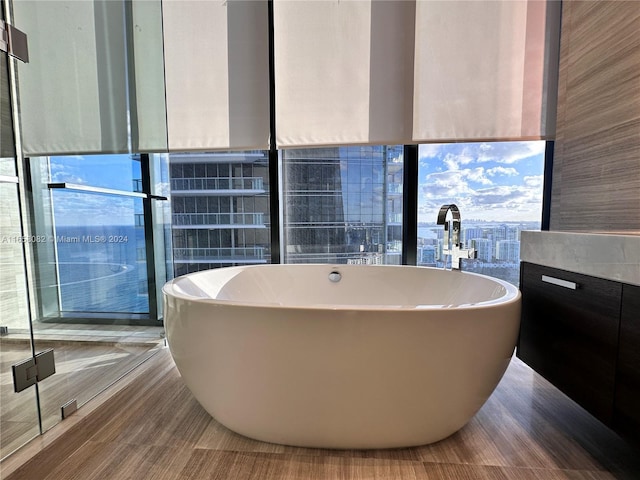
<box><xmin>1</xmin><ymin>16</ymin><xmax>40</xmax><ymax>458</ymax></box>
<box><xmin>0</xmin><ymin>159</ymin><xmax>40</xmax><ymax>459</ymax></box>
<box><xmin>27</xmin><ymin>154</ymin><xmax>166</xmax><ymax>434</ymax></box>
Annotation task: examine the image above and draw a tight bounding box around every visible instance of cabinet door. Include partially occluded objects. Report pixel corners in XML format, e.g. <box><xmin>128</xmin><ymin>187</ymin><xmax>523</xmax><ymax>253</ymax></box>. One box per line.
<box><xmin>614</xmin><ymin>283</ymin><xmax>640</xmax><ymax>441</ymax></box>
<box><xmin>517</xmin><ymin>262</ymin><xmax>622</xmax><ymax>425</ymax></box>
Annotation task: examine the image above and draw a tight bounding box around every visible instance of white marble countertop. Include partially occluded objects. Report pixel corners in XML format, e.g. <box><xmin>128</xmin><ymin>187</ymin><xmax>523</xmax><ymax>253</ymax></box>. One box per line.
<box><xmin>521</xmin><ymin>231</ymin><xmax>640</xmax><ymax>286</ymax></box>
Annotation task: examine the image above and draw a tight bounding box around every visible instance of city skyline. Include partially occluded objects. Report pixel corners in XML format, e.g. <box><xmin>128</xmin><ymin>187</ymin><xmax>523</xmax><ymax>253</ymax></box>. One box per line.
<box><xmin>47</xmin><ymin>140</ymin><xmax>546</xmax><ymax>229</ymax></box>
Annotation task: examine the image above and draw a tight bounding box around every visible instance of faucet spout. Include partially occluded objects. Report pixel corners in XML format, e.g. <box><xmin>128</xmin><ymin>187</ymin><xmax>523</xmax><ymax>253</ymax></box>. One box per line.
<box><xmin>436</xmin><ymin>204</ymin><xmax>476</xmax><ymax>271</ymax></box>
<box><xmin>436</xmin><ymin>204</ymin><xmax>461</xmax><ymax>246</ymax></box>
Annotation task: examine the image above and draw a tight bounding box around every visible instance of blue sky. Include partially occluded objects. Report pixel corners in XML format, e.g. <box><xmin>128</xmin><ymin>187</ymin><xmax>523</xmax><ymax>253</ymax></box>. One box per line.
<box><xmin>418</xmin><ymin>141</ymin><xmax>546</xmax><ymax>223</ymax></box>
<box><xmin>50</xmin><ymin>155</ymin><xmax>142</xmax><ymax>226</ymax></box>
<box><xmin>50</xmin><ymin>155</ymin><xmax>139</xmax><ymax>191</ymax></box>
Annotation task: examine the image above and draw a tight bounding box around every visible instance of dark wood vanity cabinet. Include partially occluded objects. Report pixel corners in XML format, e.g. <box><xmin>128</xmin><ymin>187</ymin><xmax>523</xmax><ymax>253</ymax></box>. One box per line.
<box><xmin>614</xmin><ymin>284</ymin><xmax>640</xmax><ymax>441</ymax></box>
<box><xmin>518</xmin><ymin>262</ymin><xmax>640</xmax><ymax>444</ymax></box>
<box><xmin>517</xmin><ymin>262</ymin><xmax>623</xmax><ymax>425</ymax></box>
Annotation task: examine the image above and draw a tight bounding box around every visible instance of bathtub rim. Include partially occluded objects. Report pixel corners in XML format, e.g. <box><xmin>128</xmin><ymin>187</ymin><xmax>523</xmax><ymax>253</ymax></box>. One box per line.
<box><xmin>163</xmin><ymin>264</ymin><xmax>521</xmax><ymax>312</ymax></box>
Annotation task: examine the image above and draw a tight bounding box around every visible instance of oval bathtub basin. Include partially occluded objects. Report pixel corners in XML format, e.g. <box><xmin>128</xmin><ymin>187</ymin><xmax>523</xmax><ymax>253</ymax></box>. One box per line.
<box><xmin>163</xmin><ymin>264</ymin><xmax>521</xmax><ymax>449</ymax></box>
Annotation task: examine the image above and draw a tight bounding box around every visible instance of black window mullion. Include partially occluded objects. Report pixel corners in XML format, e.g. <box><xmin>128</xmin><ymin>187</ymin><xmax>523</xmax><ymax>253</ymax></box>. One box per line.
<box><xmin>140</xmin><ymin>153</ymin><xmax>160</xmax><ymax>323</ymax></box>
<box><xmin>268</xmin><ymin>0</ymin><xmax>281</xmax><ymax>263</ymax></box>
<box><xmin>402</xmin><ymin>144</ymin><xmax>418</xmax><ymax>265</ymax></box>
<box><xmin>541</xmin><ymin>140</ymin><xmax>554</xmax><ymax>231</ymax></box>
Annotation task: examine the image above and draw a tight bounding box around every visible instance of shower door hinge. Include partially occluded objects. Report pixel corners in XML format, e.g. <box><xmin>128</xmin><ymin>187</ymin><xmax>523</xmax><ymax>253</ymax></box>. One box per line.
<box><xmin>11</xmin><ymin>349</ymin><xmax>56</xmax><ymax>393</ymax></box>
<box><xmin>0</xmin><ymin>20</ymin><xmax>29</xmax><ymax>63</ymax></box>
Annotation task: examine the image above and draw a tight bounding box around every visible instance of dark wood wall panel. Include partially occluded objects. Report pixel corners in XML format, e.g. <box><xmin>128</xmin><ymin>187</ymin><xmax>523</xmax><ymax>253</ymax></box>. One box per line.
<box><xmin>550</xmin><ymin>1</ymin><xmax>640</xmax><ymax>232</ymax></box>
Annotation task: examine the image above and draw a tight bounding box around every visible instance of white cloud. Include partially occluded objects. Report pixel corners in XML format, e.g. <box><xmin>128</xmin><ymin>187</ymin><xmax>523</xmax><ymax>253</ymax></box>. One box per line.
<box><xmin>49</xmin><ymin>159</ymin><xmax>88</xmax><ymax>185</ymax></box>
<box><xmin>418</xmin><ymin>144</ymin><xmax>443</xmax><ymax>160</ymax></box>
<box><xmin>466</xmin><ymin>167</ymin><xmax>493</xmax><ymax>185</ymax></box>
<box><xmin>486</xmin><ymin>166</ymin><xmax>518</xmax><ymax>177</ymax></box>
<box><xmin>524</xmin><ymin>175</ymin><xmax>544</xmax><ymax>188</ymax></box>
<box><xmin>442</xmin><ymin>153</ymin><xmax>460</xmax><ymax>171</ymax></box>
<box><xmin>419</xmin><ymin>168</ymin><xmax>544</xmax><ymax>223</ymax></box>
<box><xmin>420</xmin><ymin>141</ymin><xmax>545</xmax><ymax>169</ymax></box>
<box><xmin>417</xmin><ymin>141</ymin><xmax>546</xmax><ymax>222</ymax></box>
<box><xmin>54</xmin><ymin>192</ymin><xmax>135</xmax><ymax>226</ymax></box>
<box><xmin>476</xmin><ymin>141</ymin><xmax>546</xmax><ymax>164</ymax></box>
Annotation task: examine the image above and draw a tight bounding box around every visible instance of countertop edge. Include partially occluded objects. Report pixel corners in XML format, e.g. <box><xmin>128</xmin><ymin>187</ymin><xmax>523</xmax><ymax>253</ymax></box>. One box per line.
<box><xmin>521</xmin><ymin>231</ymin><xmax>640</xmax><ymax>286</ymax></box>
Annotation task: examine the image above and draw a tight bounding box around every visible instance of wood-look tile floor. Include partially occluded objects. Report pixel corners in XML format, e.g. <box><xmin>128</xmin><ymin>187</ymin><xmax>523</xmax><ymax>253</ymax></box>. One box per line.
<box><xmin>0</xmin><ymin>324</ymin><xmax>165</xmax><ymax>455</ymax></box>
<box><xmin>3</xmin><ymin>347</ymin><xmax>640</xmax><ymax>480</ymax></box>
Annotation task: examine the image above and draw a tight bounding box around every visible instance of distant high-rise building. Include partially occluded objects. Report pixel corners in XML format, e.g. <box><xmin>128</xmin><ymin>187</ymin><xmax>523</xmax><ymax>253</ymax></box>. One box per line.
<box><xmin>506</xmin><ymin>225</ymin><xmax>520</xmax><ymax>241</ymax></box>
<box><xmin>495</xmin><ymin>240</ymin><xmax>520</xmax><ymax>262</ymax></box>
<box><xmin>169</xmin><ymin>152</ymin><xmax>271</xmax><ymax>276</ymax></box>
<box><xmin>418</xmin><ymin>245</ymin><xmax>437</xmax><ymax>265</ymax></box>
<box><xmin>492</xmin><ymin>224</ymin><xmax>509</xmax><ymax>243</ymax></box>
<box><xmin>462</xmin><ymin>226</ymin><xmax>484</xmax><ymax>244</ymax></box>
<box><xmin>168</xmin><ymin>147</ymin><xmax>403</xmax><ymax>271</ymax></box>
<box><xmin>471</xmin><ymin>238</ymin><xmax>493</xmax><ymax>262</ymax></box>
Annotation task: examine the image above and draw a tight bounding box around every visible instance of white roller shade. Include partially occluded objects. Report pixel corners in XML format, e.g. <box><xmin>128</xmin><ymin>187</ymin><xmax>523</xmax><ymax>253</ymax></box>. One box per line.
<box><xmin>14</xmin><ymin>1</ymin><xmax>130</xmax><ymax>156</ymax></box>
<box><xmin>1</xmin><ymin>53</ymin><xmax>15</xmax><ymax>158</ymax></box>
<box><xmin>413</xmin><ymin>0</ymin><xmax>559</xmax><ymax>142</ymax></box>
<box><xmin>162</xmin><ymin>0</ymin><xmax>270</xmax><ymax>152</ymax></box>
<box><xmin>130</xmin><ymin>1</ymin><xmax>168</xmax><ymax>152</ymax></box>
<box><xmin>12</xmin><ymin>0</ymin><xmax>558</xmax><ymax>155</ymax></box>
<box><xmin>274</xmin><ymin>0</ymin><xmax>415</xmax><ymax>148</ymax></box>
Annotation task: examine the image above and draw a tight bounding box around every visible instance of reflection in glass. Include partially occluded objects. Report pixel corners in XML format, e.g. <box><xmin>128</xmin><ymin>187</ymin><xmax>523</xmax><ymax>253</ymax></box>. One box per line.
<box><xmin>282</xmin><ymin>146</ymin><xmax>403</xmax><ymax>264</ymax></box>
<box><xmin>51</xmin><ymin>191</ymin><xmax>149</xmax><ymax>314</ymax></box>
<box><xmin>50</xmin><ymin>155</ymin><xmax>142</xmax><ymax>192</ymax></box>
<box><xmin>150</xmin><ymin>153</ymin><xmax>174</xmax><ymax>318</ymax></box>
<box><xmin>29</xmin><ymin>154</ymin><xmax>151</xmax><ymax>316</ymax></box>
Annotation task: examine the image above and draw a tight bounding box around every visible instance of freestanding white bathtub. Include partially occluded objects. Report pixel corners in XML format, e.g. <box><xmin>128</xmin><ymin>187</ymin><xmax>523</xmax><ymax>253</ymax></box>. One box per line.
<box><xmin>163</xmin><ymin>264</ymin><xmax>521</xmax><ymax>449</ymax></box>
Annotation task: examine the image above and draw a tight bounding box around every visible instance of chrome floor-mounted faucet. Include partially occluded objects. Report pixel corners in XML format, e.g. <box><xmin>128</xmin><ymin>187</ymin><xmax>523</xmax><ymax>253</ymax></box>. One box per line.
<box><xmin>437</xmin><ymin>204</ymin><xmax>477</xmax><ymax>270</ymax></box>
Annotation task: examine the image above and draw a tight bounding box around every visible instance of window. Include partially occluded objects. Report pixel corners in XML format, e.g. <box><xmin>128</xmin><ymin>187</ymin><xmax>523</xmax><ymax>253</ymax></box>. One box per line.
<box><xmin>417</xmin><ymin>141</ymin><xmax>546</xmax><ymax>286</ymax></box>
<box><xmin>28</xmin><ymin>155</ymin><xmax>150</xmax><ymax>315</ymax></box>
<box><xmin>282</xmin><ymin>146</ymin><xmax>403</xmax><ymax>265</ymax></box>
<box><xmin>24</xmin><ymin>153</ymin><xmax>171</xmax><ymax>322</ymax></box>
<box><xmin>168</xmin><ymin>151</ymin><xmax>271</xmax><ymax>275</ymax></box>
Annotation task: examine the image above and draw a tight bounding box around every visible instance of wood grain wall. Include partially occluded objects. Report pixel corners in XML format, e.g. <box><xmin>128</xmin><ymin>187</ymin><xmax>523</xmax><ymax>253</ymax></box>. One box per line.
<box><xmin>550</xmin><ymin>1</ymin><xmax>640</xmax><ymax>232</ymax></box>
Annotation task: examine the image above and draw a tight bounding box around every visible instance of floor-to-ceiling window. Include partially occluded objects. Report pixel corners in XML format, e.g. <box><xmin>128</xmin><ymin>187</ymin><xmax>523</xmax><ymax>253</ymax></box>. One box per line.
<box><xmin>25</xmin><ymin>154</ymin><xmax>171</xmax><ymax>321</ymax></box>
<box><xmin>416</xmin><ymin>141</ymin><xmax>546</xmax><ymax>285</ymax></box>
<box><xmin>32</xmin><ymin>154</ymin><xmax>150</xmax><ymax>316</ymax></box>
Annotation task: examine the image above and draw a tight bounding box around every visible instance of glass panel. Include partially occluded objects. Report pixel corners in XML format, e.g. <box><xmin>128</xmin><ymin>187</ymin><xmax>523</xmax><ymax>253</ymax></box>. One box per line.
<box><xmin>26</xmin><ymin>154</ymin><xmax>165</xmax><ymax>434</ymax></box>
<box><xmin>417</xmin><ymin>141</ymin><xmax>546</xmax><ymax>286</ymax></box>
<box><xmin>282</xmin><ymin>145</ymin><xmax>403</xmax><ymax>264</ymax></box>
<box><xmin>168</xmin><ymin>151</ymin><xmax>271</xmax><ymax>276</ymax></box>
<box><xmin>26</xmin><ymin>154</ymin><xmax>150</xmax><ymax>315</ymax></box>
<box><xmin>50</xmin><ymin>154</ymin><xmax>143</xmax><ymax>193</ymax></box>
<box><xmin>1</xmin><ymin>44</ymin><xmax>15</xmax><ymax>158</ymax></box>
<box><xmin>50</xmin><ymin>190</ymin><xmax>149</xmax><ymax>314</ymax></box>
<box><xmin>150</xmin><ymin>153</ymin><xmax>173</xmax><ymax>318</ymax></box>
<box><xmin>0</xmin><ymin>158</ymin><xmax>39</xmax><ymax>460</ymax></box>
